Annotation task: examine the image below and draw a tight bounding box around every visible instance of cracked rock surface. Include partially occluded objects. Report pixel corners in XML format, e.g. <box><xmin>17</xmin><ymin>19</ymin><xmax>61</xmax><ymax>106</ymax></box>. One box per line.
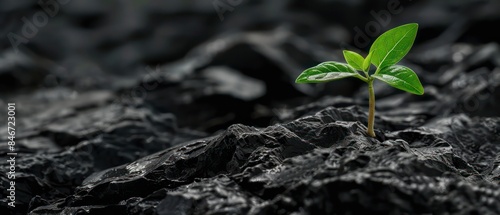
<box><xmin>1</xmin><ymin>0</ymin><xmax>500</xmax><ymax>214</ymax></box>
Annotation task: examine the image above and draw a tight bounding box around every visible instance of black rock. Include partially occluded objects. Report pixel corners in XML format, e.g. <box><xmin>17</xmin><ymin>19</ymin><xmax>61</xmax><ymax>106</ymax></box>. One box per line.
<box><xmin>25</xmin><ymin>106</ymin><xmax>500</xmax><ymax>214</ymax></box>
<box><xmin>1</xmin><ymin>0</ymin><xmax>500</xmax><ymax>214</ymax></box>
<box><xmin>0</xmin><ymin>98</ymin><xmax>205</xmax><ymax>214</ymax></box>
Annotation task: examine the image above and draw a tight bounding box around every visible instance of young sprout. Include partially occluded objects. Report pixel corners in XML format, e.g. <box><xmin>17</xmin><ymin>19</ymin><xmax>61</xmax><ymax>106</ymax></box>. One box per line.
<box><xmin>295</xmin><ymin>23</ymin><xmax>424</xmax><ymax>137</ymax></box>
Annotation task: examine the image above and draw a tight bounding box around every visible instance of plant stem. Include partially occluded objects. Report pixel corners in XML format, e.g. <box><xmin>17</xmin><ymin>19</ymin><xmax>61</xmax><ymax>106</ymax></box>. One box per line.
<box><xmin>367</xmin><ymin>79</ymin><xmax>376</xmax><ymax>137</ymax></box>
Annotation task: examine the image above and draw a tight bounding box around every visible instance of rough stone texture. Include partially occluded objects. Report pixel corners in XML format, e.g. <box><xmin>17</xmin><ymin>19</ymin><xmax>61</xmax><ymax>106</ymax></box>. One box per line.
<box><xmin>25</xmin><ymin>108</ymin><xmax>500</xmax><ymax>215</ymax></box>
<box><xmin>1</xmin><ymin>0</ymin><xmax>500</xmax><ymax>214</ymax></box>
<box><xmin>0</xmin><ymin>100</ymin><xmax>205</xmax><ymax>213</ymax></box>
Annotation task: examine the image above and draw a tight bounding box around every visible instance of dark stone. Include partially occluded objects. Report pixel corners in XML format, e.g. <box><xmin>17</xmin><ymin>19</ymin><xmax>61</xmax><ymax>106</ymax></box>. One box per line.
<box><xmin>25</xmin><ymin>107</ymin><xmax>500</xmax><ymax>214</ymax></box>
<box><xmin>0</xmin><ymin>99</ymin><xmax>205</xmax><ymax>214</ymax></box>
<box><xmin>1</xmin><ymin>0</ymin><xmax>500</xmax><ymax>214</ymax></box>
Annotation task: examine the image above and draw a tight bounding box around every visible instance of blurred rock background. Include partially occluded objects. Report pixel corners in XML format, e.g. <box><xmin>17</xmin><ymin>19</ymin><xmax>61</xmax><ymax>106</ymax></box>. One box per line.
<box><xmin>1</xmin><ymin>0</ymin><xmax>499</xmax><ymax>131</ymax></box>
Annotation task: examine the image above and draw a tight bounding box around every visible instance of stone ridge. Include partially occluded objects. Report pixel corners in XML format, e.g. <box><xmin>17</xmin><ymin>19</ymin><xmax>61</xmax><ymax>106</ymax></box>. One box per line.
<box><xmin>28</xmin><ymin>106</ymin><xmax>500</xmax><ymax>214</ymax></box>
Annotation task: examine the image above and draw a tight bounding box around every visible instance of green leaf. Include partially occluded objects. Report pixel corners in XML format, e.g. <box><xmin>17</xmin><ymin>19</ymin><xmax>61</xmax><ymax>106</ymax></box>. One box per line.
<box><xmin>372</xmin><ymin>65</ymin><xmax>424</xmax><ymax>95</ymax></box>
<box><xmin>343</xmin><ymin>50</ymin><xmax>364</xmax><ymax>71</ymax></box>
<box><xmin>369</xmin><ymin>23</ymin><xmax>418</xmax><ymax>70</ymax></box>
<box><xmin>363</xmin><ymin>52</ymin><xmax>372</xmax><ymax>72</ymax></box>
<box><xmin>295</xmin><ymin>61</ymin><xmax>366</xmax><ymax>83</ymax></box>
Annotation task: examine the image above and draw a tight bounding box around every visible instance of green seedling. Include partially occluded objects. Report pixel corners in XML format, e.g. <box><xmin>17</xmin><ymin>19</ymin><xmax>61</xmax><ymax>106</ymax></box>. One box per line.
<box><xmin>296</xmin><ymin>23</ymin><xmax>423</xmax><ymax>137</ymax></box>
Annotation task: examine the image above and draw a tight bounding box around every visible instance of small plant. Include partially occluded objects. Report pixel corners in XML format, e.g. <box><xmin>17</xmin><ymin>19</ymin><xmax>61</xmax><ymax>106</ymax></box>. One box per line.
<box><xmin>295</xmin><ymin>23</ymin><xmax>424</xmax><ymax>137</ymax></box>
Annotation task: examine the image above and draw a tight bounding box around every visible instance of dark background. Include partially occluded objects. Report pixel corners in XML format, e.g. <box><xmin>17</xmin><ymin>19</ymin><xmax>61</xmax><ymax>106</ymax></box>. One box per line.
<box><xmin>1</xmin><ymin>0</ymin><xmax>499</xmax><ymax>132</ymax></box>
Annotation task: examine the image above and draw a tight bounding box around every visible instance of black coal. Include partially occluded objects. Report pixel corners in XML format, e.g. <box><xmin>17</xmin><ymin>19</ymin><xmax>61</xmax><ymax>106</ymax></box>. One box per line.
<box><xmin>1</xmin><ymin>0</ymin><xmax>499</xmax><ymax>214</ymax></box>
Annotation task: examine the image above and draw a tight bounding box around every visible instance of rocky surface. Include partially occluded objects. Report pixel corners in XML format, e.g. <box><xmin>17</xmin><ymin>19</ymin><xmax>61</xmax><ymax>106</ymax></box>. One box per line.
<box><xmin>1</xmin><ymin>0</ymin><xmax>500</xmax><ymax>214</ymax></box>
